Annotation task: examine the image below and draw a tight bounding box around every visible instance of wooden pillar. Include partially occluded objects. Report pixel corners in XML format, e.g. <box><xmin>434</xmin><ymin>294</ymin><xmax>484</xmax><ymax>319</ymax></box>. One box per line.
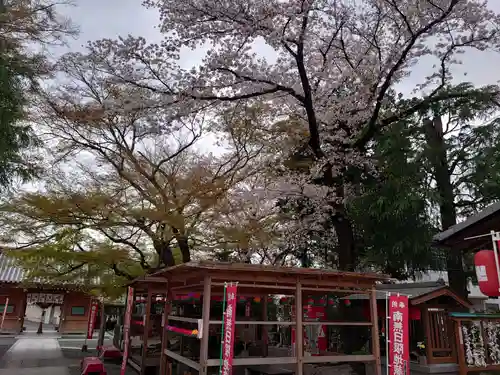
<box><xmin>454</xmin><ymin>320</ymin><xmax>467</xmax><ymax>375</ymax></box>
<box><xmin>141</xmin><ymin>288</ymin><xmax>153</xmax><ymax>375</ymax></box>
<box><xmin>199</xmin><ymin>276</ymin><xmax>212</xmax><ymax>375</ymax></box>
<box><xmin>160</xmin><ymin>289</ymin><xmax>171</xmax><ymax>375</ymax></box>
<box><xmin>262</xmin><ymin>294</ymin><xmax>268</xmax><ymax>357</ymax></box>
<box><xmin>295</xmin><ymin>280</ymin><xmax>303</xmax><ymax>375</ymax></box>
<box><xmin>370</xmin><ymin>287</ymin><xmax>382</xmax><ymax>375</ymax></box>
<box><xmin>423</xmin><ymin>308</ymin><xmax>433</xmax><ymax>364</ymax></box>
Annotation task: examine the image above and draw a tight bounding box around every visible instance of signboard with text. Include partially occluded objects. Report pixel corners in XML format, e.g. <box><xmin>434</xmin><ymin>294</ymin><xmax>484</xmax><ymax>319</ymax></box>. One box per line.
<box><xmin>388</xmin><ymin>295</ymin><xmax>409</xmax><ymax>375</ymax></box>
<box><xmin>121</xmin><ymin>287</ymin><xmax>135</xmax><ymax>375</ymax></box>
<box><xmin>87</xmin><ymin>299</ymin><xmax>99</xmax><ymax>339</ymax></box>
<box><xmin>26</xmin><ymin>293</ymin><xmax>64</xmax><ymax>305</ymax></box>
<box><xmin>221</xmin><ymin>283</ymin><xmax>238</xmax><ymax>375</ymax></box>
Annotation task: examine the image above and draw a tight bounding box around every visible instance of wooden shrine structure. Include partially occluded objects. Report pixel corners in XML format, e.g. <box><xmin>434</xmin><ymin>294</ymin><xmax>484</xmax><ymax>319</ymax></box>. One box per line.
<box><xmin>130</xmin><ymin>261</ymin><xmax>390</xmax><ymax>375</ymax></box>
<box><xmin>120</xmin><ymin>276</ymin><xmax>168</xmax><ymax>375</ymax></box>
<box><xmin>345</xmin><ymin>281</ymin><xmax>473</xmax><ymax>371</ymax></box>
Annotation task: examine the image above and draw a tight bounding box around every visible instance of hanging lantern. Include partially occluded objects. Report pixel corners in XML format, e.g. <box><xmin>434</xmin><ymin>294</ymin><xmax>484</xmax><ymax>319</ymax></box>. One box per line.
<box><xmin>267</xmin><ymin>296</ymin><xmax>274</xmax><ymax>303</ymax></box>
<box><xmin>319</xmin><ymin>297</ymin><xmax>326</xmax><ymax>305</ymax></box>
<box><xmin>307</xmin><ymin>298</ymin><xmax>314</xmax><ymax>306</ymax></box>
<box><xmin>327</xmin><ymin>297</ymin><xmax>335</xmax><ymax>306</ymax></box>
<box><xmin>344</xmin><ymin>299</ymin><xmax>351</xmax><ymax>307</ymax></box>
<box><xmin>279</xmin><ymin>296</ymin><xmax>288</xmax><ymax>304</ymax></box>
<box><xmin>254</xmin><ymin>297</ymin><xmax>261</xmax><ymax>303</ymax></box>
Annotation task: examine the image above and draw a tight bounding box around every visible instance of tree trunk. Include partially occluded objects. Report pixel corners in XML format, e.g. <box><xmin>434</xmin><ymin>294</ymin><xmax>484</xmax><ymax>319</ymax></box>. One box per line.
<box><xmin>173</xmin><ymin>228</ymin><xmax>191</xmax><ymax>263</ymax></box>
<box><xmin>424</xmin><ymin>116</ymin><xmax>467</xmax><ymax>298</ymax></box>
<box><xmin>154</xmin><ymin>239</ymin><xmax>175</xmax><ymax>267</ymax></box>
<box><xmin>333</xmin><ymin>213</ymin><xmax>357</xmax><ymax>271</ymax></box>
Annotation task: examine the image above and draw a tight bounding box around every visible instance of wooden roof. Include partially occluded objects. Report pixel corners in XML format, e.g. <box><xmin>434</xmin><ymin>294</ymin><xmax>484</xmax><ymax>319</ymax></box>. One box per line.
<box><xmin>409</xmin><ymin>286</ymin><xmax>473</xmax><ymax>308</ymax></box>
<box><xmin>433</xmin><ymin>201</ymin><xmax>500</xmax><ymax>251</ymax></box>
<box><xmin>128</xmin><ymin>275</ymin><xmax>168</xmax><ymax>293</ymax></box>
<box><xmin>151</xmin><ymin>261</ymin><xmax>389</xmax><ymax>296</ymax></box>
<box><xmin>345</xmin><ymin>281</ymin><xmax>473</xmax><ymax>309</ymax></box>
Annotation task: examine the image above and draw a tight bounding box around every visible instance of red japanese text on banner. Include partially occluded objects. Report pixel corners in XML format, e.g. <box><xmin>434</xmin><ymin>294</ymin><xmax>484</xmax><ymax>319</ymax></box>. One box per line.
<box><xmin>121</xmin><ymin>287</ymin><xmax>135</xmax><ymax>375</ymax></box>
<box><xmin>87</xmin><ymin>300</ymin><xmax>99</xmax><ymax>340</ymax></box>
<box><xmin>221</xmin><ymin>283</ymin><xmax>238</xmax><ymax>375</ymax></box>
<box><xmin>388</xmin><ymin>295</ymin><xmax>409</xmax><ymax>375</ymax></box>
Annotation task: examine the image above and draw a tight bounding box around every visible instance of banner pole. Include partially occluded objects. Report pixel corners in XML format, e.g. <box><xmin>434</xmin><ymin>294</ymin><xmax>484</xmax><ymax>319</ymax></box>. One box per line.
<box><xmin>219</xmin><ymin>282</ymin><xmax>227</xmax><ymax>375</ymax></box>
<box><xmin>120</xmin><ymin>287</ymin><xmax>134</xmax><ymax>375</ymax></box>
<box><xmin>0</xmin><ymin>297</ymin><xmax>9</xmax><ymax>331</ymax></box>
<box><xmin>490</xmin><ymin>231</ymin><xmax>500</xmax><ymax>294</ymax></box>
<box><xmin>386</xmin><ymin>292</ymin><xmax>390</xmax><ymax>375</ymax></box>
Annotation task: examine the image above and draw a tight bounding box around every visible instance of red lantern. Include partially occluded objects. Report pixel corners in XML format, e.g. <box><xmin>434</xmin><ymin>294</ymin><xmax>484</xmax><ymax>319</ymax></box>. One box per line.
<box><xmin>319</xmin><ymin>298</ymin><xmax>326</xmax><ymax>305</ymax></box>
<box><xmin>280</xmin><ymin>296</ymin><xmax>288</xmax><ymax>304</ymax></box>
<box><xmin>307</xmin><ymin>298</ymin><xmax>314</xmax><ymax>305</ymax></box>
<box><xmin>328</xmin><ymin>298</ymin><xmax>335</xmax><ymax>306</ymax></box>
<box><xmin>344</xmin><ymin>299</ymin><xmax>351</xmax><ymax>307</ymax></box>
<box><xmin>475</xmin><ymin>250</ymin><xmax>500</xmax><ymax>297</ymax></box>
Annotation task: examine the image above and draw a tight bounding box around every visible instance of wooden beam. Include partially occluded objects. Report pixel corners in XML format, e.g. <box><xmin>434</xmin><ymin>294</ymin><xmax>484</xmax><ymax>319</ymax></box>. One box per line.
<box><xmin>211</xmin><ymin>282</ymin><xmax>295</xmax><ymax>291</ymax></box>
<box><xmin>208</xmin><ymin>273</ymin><xmax>374</xmax><ymax>290</ymax></box>
<box><xmin>199</xmin><ymin>276</ymin><xmax>211</xmax><ymax>375</ymax></box>
<box><xmin>206</xmin><ymin>357</ymin><xmax>297</xmax><ymax>367</ymax></box>
<box><xmin>303</xmin><ymin>354</ymin><xmax>375</xmax><ymax>364</ymax></box>
<box><xmin>301</xmin><ymin>287</ymin><xmax>369</xmax><ymax>294</ymax></box>
<box><xmin>167</xmin><ymin>316</ymin><xmax>200</xmax><ymax>324</ymax></box>
<box><xmin>370</xmin><ymin>286</ymin><xmax>382</xmax><ymax>375</ymax></box>
<box><xmin>303</xmin><ymin>321</ymin><xmax>372</xmax><ymax>326</ymax></box>
<box><xmin>170</xmin><ymin>283</ymin><xmax>203</xmax><ymax>291</ymax></box>
<box><xmin>296</xmin><ymin>280</ymin><xmax>303</xmax><ymax>375</ymax></box>
<box><xmin>167</xmin><ymin>316</ymin><xmax>295</xmax><ymax>326</ymax></box>
<box><xmin>164</xmin><ymin>349</ymin><xmax>201</xmax><ymax>371</ymax></box>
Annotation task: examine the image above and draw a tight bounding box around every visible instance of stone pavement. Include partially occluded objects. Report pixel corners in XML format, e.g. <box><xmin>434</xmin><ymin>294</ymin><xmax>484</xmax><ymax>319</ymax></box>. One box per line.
<box><xmin>0</xmin><ymin>326</ymin><xmax>134</xmax><ymax>375</ymax></box>
<box><xmin>0</xmin><ymin>333</ymin><xmax>69</xmax><ymax>375</ymax></box>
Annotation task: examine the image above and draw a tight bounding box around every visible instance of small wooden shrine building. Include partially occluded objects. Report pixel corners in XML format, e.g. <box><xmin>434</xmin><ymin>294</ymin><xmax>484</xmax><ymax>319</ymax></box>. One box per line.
<box><xmin>432</xmin><ymin>202</ymin><xmax>500</xmax><ymax>375</ymax></box>
<box><xmin>0</xmin><ymin>252</ymin><xmax>97</xmax><ymax>334</ymax></box>
<box><xmin>126</xmin><ymin>261</ymin><xmax>390</xmax><ymax>375</ymax></box>
<box><xmin>345</xmin><ymin>280</ymin><xmax>472</xmax><ymax>373</ymax></box>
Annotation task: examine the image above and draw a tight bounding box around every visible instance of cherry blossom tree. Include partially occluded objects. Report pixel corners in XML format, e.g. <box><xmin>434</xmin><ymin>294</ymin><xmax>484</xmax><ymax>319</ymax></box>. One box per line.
<box><xmin>75</xmin><ymin>0</ymin><xmax>500</xmax><ymax>274</ymax></box>
<box><xmin>0</xmin><ymin>51</ymin><xmax>263</xmax><ymax>288</ymax></box>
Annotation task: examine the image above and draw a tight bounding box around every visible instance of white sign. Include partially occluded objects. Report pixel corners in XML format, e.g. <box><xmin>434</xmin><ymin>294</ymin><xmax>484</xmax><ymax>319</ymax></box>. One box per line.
<box><xmin>476</xmin><ymin>265</ymin><xmax>488</xmax><ymax>282</ymax></box>
<box><xmin>27</xmin><ymin>293</ymin><xmax>64</xmax><ymax>305</ymax></box>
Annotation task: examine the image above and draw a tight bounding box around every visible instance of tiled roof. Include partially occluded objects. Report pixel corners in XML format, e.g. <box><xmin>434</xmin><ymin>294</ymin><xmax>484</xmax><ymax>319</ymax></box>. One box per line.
<box><xmin>0</xmin><ymin>252</ymin><xmax>101</xmax><ymax>287</ymax></box>
<box><xmin>433</xmin><ymin>201</ymin><xmax>500</xmax><ymax>243</ymax></box>
<box><xmin>344</xmin><ymin>281</ymin><xmax>446</xmax><ymax>301</ymax></box>
<box><xmin>0</xmin><ymin>253</ymin><xmax>24</xmax><ymax>283</ymax></box>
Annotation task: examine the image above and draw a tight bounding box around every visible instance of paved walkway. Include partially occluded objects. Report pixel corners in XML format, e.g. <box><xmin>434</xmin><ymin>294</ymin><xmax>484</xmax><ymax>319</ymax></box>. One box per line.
<box><xmin>0</xmin><ymin>335</ymin><xmax>69</xmax><ymax>375</ymax></box>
